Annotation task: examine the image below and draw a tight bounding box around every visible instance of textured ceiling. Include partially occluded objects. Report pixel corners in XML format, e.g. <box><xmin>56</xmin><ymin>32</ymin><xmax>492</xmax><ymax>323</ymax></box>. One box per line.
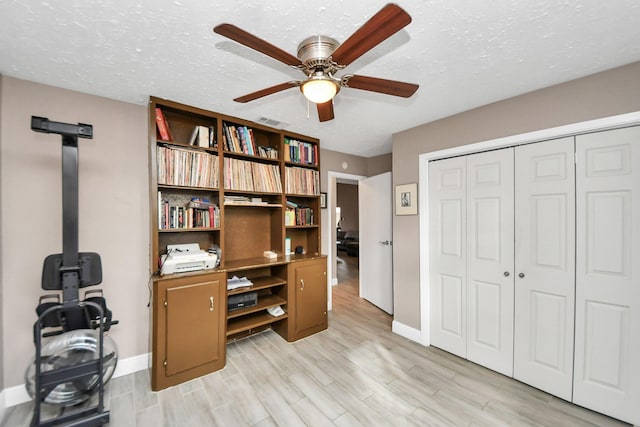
<box><xmin>1</xmin><ymin>1</ymin><xmax>640</xmax><ymax>157</ymax></box>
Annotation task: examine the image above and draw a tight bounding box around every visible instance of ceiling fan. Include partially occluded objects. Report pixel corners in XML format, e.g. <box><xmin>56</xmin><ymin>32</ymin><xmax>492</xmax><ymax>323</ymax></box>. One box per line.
<box><xmin>213</xmin><ymin>3</ymin><xmax>419</xmax><ymax>122</ymax></box>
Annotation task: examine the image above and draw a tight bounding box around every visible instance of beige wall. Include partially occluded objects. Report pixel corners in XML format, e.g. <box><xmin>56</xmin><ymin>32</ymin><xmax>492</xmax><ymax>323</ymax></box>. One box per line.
<box><xmin>319</xmin><ymin>149</ymin><xmax>368</xmax><ymax>280</ymax></box>
<box><xmin>0</xmin><ymin>74</ymin><xmax>4</xmax><ymax>391</ymax></box>
<box><xmin>336</xmin><ymin>183</ymin><xmax>358</xmax><ymax>232</ymax></box>
<box><xmin>392</xmin><ymin>61</ymin><xmax>640</xmax><ymax>330</ymax></box>
<box><xmin>320</xmin><ymin>148</ymin><xmax>368</xmax><ymax>190</ymax></box>
<box><xmin>320</xmin><ymin>149</ymin><xmax>392</xmax><ymax>284</ymax></box>
<box><xmin>0</xmin><ymin>76</ymin><xmax>150</xmax><ymax>387</ymax></box>
<box><xmin>367</xmin><ymin>153</ymin><xmax>392</xmax><ymax>177</ymax></box>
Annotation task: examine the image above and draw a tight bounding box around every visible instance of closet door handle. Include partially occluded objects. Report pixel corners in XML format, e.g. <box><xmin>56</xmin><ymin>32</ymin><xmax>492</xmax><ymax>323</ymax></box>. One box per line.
<box><xmin>209</xmin><ymin>296</ymin><xmax>214</xmax><ymax>311</ymax></box>
<box><xmin>518</xmin><ymin>273</ymin><xmax>525</xmax><ymax>278</ymax></box>
<box><xmin>504</xmin><ymin>271</ymin><xmax>510</xmax><ymax>277</ymax></box>
<box><xmin>300</xmin><ymin>279</ymin><xmax>305</xmax><ymax>291</ymax></box>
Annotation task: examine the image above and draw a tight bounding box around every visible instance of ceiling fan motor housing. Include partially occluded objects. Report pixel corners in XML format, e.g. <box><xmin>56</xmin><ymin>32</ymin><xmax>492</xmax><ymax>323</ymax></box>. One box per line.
<box><xmin>297</xmin><ymin>36</ymin><xmax>340</xmax><ymax>75</ymax></box>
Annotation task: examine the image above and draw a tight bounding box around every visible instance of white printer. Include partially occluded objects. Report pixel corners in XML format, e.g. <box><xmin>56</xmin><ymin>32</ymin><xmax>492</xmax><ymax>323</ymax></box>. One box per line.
<box><xmin>160</xmin><ymin>243</ymin><xmax>218</xmax><ymax>275</ymax></box>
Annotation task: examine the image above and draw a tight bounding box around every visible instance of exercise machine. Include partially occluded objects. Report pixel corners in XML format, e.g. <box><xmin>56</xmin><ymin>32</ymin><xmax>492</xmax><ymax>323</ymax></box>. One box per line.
<box><xmin>25</xmin><ymin>117</ymin><xmax>118</xmax><ymax>426</ymax></box>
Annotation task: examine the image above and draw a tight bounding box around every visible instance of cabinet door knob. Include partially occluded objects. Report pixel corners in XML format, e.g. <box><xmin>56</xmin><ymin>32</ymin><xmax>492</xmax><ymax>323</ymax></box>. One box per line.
<box><xmin>209</xmin><ymin>296</ymin><xmax>214</xmax><ymax>311</ymax></box>
<box><xmin>504</xmin><ymin>271</ymin><xmax>510</xmax><ymax>277</ymax></box>
<box><xmin>300</xmin><ymin>279</ymin><xmax>305</xmax><ymax>290</ymax></box>
<box><xmin>518</xmin><ymin>273</ymin><xmax>525</xmax><ymax>278</ymax></box>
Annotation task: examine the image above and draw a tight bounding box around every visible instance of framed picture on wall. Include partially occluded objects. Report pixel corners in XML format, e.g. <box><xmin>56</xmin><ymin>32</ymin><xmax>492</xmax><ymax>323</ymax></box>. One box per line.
<box><xmin>320</xmin><ymin>192</ymin><xmax>327</xmax><ymax>209</ymax></box>
<box><xmin>395</xmin><ymin>183</ymin><xmax>417</xmax><ymax>215</ymax></box>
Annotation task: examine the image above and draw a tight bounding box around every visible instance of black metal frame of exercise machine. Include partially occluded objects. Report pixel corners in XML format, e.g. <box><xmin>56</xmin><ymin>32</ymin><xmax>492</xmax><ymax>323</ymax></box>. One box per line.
<box><xmin>29</xmin><ymin>117</ymin><xmax>118</xmax><ymax>427</ymax></box>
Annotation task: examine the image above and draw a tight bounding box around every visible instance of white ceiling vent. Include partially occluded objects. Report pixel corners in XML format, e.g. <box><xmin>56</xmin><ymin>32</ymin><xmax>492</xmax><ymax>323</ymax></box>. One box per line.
<box><xmin>256</xmin><ymin>117</ymin><xmax>288</xmax><ymax>128</ymax></box>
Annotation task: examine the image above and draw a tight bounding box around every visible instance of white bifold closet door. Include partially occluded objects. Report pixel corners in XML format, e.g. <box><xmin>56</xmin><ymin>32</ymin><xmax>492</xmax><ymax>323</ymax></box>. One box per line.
<box><xmin>466</xmin><ymin>149</ymin><xmax>514</xmax><ymax>376</ymax></box>
<box><xmin>513</xmin><ymin>137</ymin><xmax>576</xmax><ymax>401</ymax></box>
<box><xmin>573</xmin><ymin>127</ymin><xmax>640</xmax><ymax>426</ymax></box>
<box><xmin>429</xmin><ymin>156</ymin><xmax>467</xmax><ymax>358</ymax></box>
<box><xmin>429</xmin><ymin>148</ymin><xmax>515</xmax><ymax>376</ymax></box>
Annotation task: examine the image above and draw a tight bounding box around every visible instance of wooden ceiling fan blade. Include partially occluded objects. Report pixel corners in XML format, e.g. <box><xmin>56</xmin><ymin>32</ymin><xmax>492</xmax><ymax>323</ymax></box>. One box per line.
<box><xmin>331</xmin><ymin>4</ymin><xmax>411</xmax><ymax>67</ymax></box>
<box><xmin>214</xmin><ymin>23</ymin><xmax>302</xmax><ymax>67</ymax></box>
<box><xmin>345</xmin><ymin>75</ymin><xmax>418</xmax><ymax>98</ymax></box>
<box><xmin>317</xmin><ymin>101</ymin><xmax>335</xmax><ymax>122</ymax></box>
<box><xmin>233</xmin><ymin>82</ymin><xmax>299</xmax><ymax>103</ymax></box>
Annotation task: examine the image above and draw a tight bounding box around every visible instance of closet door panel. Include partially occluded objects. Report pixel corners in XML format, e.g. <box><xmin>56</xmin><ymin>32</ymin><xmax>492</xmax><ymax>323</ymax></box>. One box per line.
<box><xmin>574</xmin><ymin>127</ymin><xmax>640</xmax><ymax>426</ymax></box>
<box><xmin>429</xmin><ymin>156</ymin><xmax>467</xmax><ymax>358</ymax></box>
<box><xmin>466</xmin><ymin>149</ymin><xmax>515</xmax><ymax>376</ymax></box>
<box><xmin>514</xmin><ymin>137</ymin><xmax>575</xmax><ymax>401</ymax></box>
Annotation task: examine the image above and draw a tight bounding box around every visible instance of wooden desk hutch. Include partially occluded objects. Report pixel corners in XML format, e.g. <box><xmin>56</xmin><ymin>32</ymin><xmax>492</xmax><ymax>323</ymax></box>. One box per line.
<box><xmin>148</xmin><ymin>97</ymin><xmax>327</xmax><ymax>390</ymax></box>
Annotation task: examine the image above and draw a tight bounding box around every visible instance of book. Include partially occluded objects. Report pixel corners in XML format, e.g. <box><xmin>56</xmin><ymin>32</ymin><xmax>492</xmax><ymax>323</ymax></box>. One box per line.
<box><xmin>155</xmin><ymin>108</ymin><xmax>172</xmax><ymax>141</ymax></box>
<box><xmin>188</xmin><ymin>200</ymin><xmax>216</xmax><ymax>209</ymax></box>
<box><xmin>285</xmin><ymin>209</ymin><xmax>295</xmax><ymax>226</ymax></box>
<box><xmin>197</xmin><ymin>125</ymin><xmax>209</xmax><ymax>148</ymax></box>
<box><xmin>188</xmin><ymin>126</ymin><xmax>198</xmax><ymax>145</ymax></box>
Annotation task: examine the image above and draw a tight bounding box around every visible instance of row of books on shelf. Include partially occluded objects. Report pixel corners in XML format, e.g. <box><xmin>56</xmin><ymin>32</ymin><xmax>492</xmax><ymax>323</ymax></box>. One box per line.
<box><xmin>157</xmin><ymin>145</ymin><xmax>219</xmax><ymax>188</ymax></box>
<box><xmin>158</xmin><ymin>195</ymin><xmax>221</xmax><ymax>230</ymax></box>
<box><xmin>156</xmin><ymin>107</ymin><xmax>217</xmax><ymax>148</ymax></box>
<box><xmin>285</xmin><ymin>166</ymin><xmax>320</xmax><ymax>195</ymax></box>
<box><xmin>223</xmin><ymin>157</ymin><xmax>283</xmax><ymax>193</ymax></box>
<box><xmin>285</xmin><ymin>207</ymin><xmax>314</xmax><ymax>226</ymax></box>
<box><xmin>222</xmin><ymin>123</ymin><xmax>278</xmax><ymax>159</ymax></box>
<box><xmin>284</xmin><ymin>137</ymin><xmax>318</xmax><ymax>165</ymax></box>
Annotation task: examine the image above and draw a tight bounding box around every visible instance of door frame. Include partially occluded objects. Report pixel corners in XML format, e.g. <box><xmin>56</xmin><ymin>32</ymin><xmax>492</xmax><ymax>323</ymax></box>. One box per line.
<box><xmin>417</xmin><ymin>111</ymin><xmax>640</xmax><ymax>346</ymax></box>
<box><xmin>325</xmin><ymin>171</ymin><xmax>366</xmax><ymax>311</ymax></box>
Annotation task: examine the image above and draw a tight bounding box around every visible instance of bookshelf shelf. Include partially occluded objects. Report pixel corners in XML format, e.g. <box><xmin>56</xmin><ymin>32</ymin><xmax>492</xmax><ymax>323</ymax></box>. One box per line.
<box><xmin>157</xmin><ymin>140</ymin><xmax>218</xmax><ymax>153</ymax></box>
<box><xmin>159</xmin><ymin>227</ymin><xmax>220</xmax><ymax>233</ymax></box>
<box><xmin>223</xmin><ymin>150</ymin><xmax>280</xmax><ymax>163</ymax></box>
<box><xmin>158</xmin><ymin>184</ymin><xmax>219</xmax><ymax>192</ymax></box>
<box><xmin>226</xmin><ymin>312</ymin><xmax>288</xmax><ymax>337</ymax></box>
<box><xmin>224</xmin><ymin>190</ymin><xmax>283</xmax><ymax>196</ymax></box>
<box><xmin>284</xmin><ymin>161</ymin><xmax>318</xmax><ymax>169</ymax></box>
<box><xmin>227</xmin><ymin>275</ymin><xmax>287</xmax><ymax>296</ymax></box>
<box><xmin>286</xmin><ymin>193</ymin><xmax>321</xmax><ymax>198</ymax></box>
<box><xmin>227</xmin><ymin>295</ymin><xmax>286</xmax><ymax>320</ymax></box>
<box><xmin>150</xmin><ymin>96</ymin><xmax>326</xmax><ymax>390</ymax></box>
<box><xmin>224</xmin><ymin>203</ymin><xmax>282</xmax><ymax>208</ymax></box>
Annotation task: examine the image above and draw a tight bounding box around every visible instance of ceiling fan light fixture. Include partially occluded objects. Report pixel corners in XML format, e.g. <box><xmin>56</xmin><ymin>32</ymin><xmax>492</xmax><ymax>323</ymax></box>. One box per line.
<box><xmin>301</xmin><ymin>76</ymin><xmax>339</xmax><ymax>104</ymax></box>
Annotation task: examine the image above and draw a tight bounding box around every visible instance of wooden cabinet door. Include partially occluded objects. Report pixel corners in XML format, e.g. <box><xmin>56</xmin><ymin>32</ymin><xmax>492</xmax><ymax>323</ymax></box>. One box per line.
<box><xmin>165</xmin><ymin>278</ymin><xmax>222</xmax><ymax>376</ymax></box>
<box><xmin>294</xmin><ymin>260</ymin><xmax>327</xmax><ymax>335</ymax></box>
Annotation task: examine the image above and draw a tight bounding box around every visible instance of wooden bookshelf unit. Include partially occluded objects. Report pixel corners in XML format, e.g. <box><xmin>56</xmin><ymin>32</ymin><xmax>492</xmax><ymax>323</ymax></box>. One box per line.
<box><xmin>149</xmin><ymin>97</ymin><xmax>327</xmax><ymax>390</ymax></box>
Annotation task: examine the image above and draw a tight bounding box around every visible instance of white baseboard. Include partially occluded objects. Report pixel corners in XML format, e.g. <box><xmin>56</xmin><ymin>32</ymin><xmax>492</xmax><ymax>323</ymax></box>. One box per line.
<box><xmin>0</xmin><ymin>389</ymin><xmax>6</xmax><ymax>424</ymax></box>
<box><xmin>1</xmin><ymin>352</ymin><xmax>150</xmax><ymax>410</ymax></box>
<box><xmin>113</xmin><ymin>352</ymin><xmax>151</xmax><ymax>378</ymax></box>
<box><xmin>392</xmin><ymin>320</ymin><xmax>423</xmax><ymax>344</ymax></box>
<box><xmin>3</xmin><ymin>384</ymin><xmax>30</xmax><ymax>409</ymax></box>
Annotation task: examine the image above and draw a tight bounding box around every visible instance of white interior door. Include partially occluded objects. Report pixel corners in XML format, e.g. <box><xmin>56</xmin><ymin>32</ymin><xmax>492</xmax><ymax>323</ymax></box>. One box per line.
<box><xmin>359</xmin><ymin>172</ymin><xmax>393</xmax><ymax>314</ymax></box>
<box><xmin>466</xmin><ymin>148</ymin><xmax>515</xmax><ymax>376</ymax></box>
<box><xmin>429</xmin><ymin>157</ymin><xmax>467</xmax><ymax>358</ymax></box>
<box><xmin>513</xmin><ymin>137</ymin><xmax>576</xmax><ymax>401</ymax></box>
<box><xmin>573</xmin><ymin>127</ymin><xmax>640</xmax><ymax>426</ymax></box>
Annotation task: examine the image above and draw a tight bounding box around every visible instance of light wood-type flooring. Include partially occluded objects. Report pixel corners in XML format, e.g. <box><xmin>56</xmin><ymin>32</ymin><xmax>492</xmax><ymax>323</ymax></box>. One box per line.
<box><xmin>2</xmin><ymin>254</ymin><xmax>630</xmax><ymax>426</ymax></box>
